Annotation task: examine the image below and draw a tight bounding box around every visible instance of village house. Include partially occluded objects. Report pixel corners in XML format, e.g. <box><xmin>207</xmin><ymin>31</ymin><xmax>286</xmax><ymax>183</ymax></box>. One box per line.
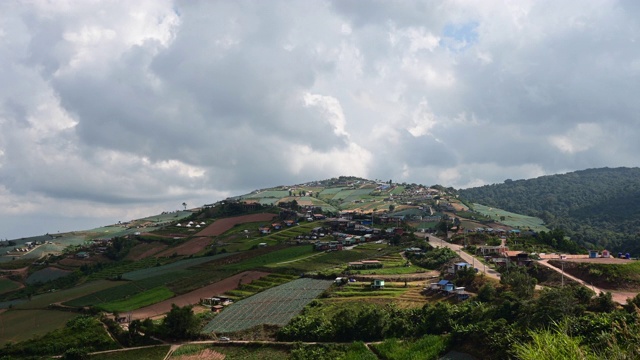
<box><xmin>371</xmin><ymin>279</ymin><xmax>385</xmax><ymax>289</ymax></box>
<box><xmin>348</xmin><ymin>260</ymin><xmax>383</xmax><ymax>270</ymax></box>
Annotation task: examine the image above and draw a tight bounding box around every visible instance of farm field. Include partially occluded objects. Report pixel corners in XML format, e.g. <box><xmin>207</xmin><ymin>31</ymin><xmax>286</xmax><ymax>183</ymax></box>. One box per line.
<box><xmin>90</xmin><ymin>345</ymin><xmax>171</xmax><ymax>360</ymax></box>
<box><xmin>170</xmin><ymin>344</ymin><xmax>289</xmax><ymax>360</ymax></box>
<box><xmin>122</xmin><ymin>254</ymin><xmax>230</xmax><ymax>281</ymax></box>
<box><xmin>0</xmin><ymin>278</ymin><xmax>21</xmax><ymax>294</ymax></box>
<box><xmin>130</xmin><ymin>271</ymin><xmax>270</xmax><ymax>320</ymax></box>
<box><xmin>202</xmin><ymin>278</ymin><xmax>333</xmax><ymax>333</ymax></box>
<box><xmin>222</xmin><ymin>245</ymin><xmax>315</xmax><ymax>272</ymax></box>
<box><xmin>352</xmin><ymin>253</ymin><xmax>428</xmax><ymax>275</ymax></box>
<box><xmin>196</xmin><ymin>213</ymin><xmax>278</xmax><ymax>237</ymax></box>
<box><xmin>273</xmin><ymin>245</ymin><xmax>389</xmax><ymax>273</ymax></box>
<box><xmin>14</xmin><ymin>279</ymin><xmax>125</xmax><ymax>310</ymax></box>
<box><xmin>124</xmin><ymin>242</ymin><xmax>168</xmax><ymax>261</ymax></box>
<box><xmin>98</xmin><ymin>286</ymin><xmax>174</xmax><ymax>312</ymax></box>
<box><xmin>25</xmin><ymin>267</ymin><xmax>71</xmax><ymax>284</ymax></box>
<box><xmin>0</xmin><ymin>309</ymin><xmax>79</xmax><ymax>345</ymax></box>
<box><xmin>471</xmin><ymin>203</ymin><xmax>549</xmax><ymax>232</ymax></box>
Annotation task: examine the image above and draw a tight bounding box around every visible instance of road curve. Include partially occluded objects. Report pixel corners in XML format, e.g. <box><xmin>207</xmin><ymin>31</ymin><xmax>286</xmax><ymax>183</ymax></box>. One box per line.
<box><xmin>416</xmin><ymin>233</ymin><xmax>502</xmax><ymax>281</ymax></box>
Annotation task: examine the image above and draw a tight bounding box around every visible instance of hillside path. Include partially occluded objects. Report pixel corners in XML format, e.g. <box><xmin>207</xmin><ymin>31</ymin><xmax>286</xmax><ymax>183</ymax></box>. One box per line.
<box><xmin>417</xmin><ymin>233</ymin><xmax>502</xmax><ymax>281</ymax></box>
<box><xmin>537</xmin><ymin>259</ymin><xmax>636</xmax><ymax>304</ymax></box>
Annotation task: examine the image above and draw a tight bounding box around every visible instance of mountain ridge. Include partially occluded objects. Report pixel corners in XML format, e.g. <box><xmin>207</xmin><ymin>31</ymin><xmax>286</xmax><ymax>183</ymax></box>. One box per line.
<box><xmin>458</xmin><ymin>167</ymin><xmax>640</xmax><ymax>253</ymax></box>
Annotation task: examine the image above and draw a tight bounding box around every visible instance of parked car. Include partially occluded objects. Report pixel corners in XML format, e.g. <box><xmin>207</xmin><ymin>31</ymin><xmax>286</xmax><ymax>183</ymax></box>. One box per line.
<box><xmin>220</xmin><ymin>336</ymin><xmax>230</xmax><ymax>342</ymax></box>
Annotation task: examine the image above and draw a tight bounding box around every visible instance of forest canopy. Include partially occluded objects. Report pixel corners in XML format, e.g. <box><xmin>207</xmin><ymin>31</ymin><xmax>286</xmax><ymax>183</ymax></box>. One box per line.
<box><xmin>458</xmin><ymin>167</ymin><xmax>640</xmax><ymax>255</ymax></box>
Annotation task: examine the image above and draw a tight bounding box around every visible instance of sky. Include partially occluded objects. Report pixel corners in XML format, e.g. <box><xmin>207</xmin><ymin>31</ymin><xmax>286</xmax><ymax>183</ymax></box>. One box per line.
<box><xmin>1</xmin><ymin>0</ymin><xmax>640</xmax><ymax>239</ymax></box>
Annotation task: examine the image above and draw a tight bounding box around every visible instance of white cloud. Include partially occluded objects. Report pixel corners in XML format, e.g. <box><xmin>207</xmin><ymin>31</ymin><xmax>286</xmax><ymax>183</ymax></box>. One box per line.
<box><xmin>0</xmin><ymin>0</ymin><xmax>639</xmax><ymax>238</ymax></box>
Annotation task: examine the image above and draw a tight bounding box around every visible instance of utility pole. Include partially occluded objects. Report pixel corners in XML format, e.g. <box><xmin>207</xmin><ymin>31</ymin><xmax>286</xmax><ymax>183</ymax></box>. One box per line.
<box><xmin>561</xmin><ymin>261</ymin><xmax>565</xmax><ymax>287</ymax></box>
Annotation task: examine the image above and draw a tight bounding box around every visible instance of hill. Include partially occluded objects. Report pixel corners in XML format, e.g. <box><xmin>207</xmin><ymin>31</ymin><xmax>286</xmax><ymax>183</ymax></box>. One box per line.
<box><xmin>458</xmin><ymin>167</ymin><xmax>640</xmax><ymax>254</ymax></box>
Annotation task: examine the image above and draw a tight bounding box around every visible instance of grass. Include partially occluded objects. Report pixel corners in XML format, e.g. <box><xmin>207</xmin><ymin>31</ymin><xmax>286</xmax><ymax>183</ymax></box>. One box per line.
<box><xmin>372</xmin><ymin>335</ymin><xmax>451</xmax><ymax>360</ymax></box>
<box><xmin>122</xmin><ymin>255</ymin><xmax>230</xmax><ymax>281</ymax></box>
<box><xmin>0</xmin><ymin>278</ymin><xmax>21</xmax><ymax>294</ymax></box>
<box><xmin>97</xmin><ymin>286</ymin><xmax>174</xmax><ymax>312</ymax></box>
<box><xmin>15</xmin><ymin>279</ymin><xmax>124</xmax><ymax>310</ymax></box>
<box><xmin>352</xmin><ymin>253</ymin><xmax>428</xmax><ymax>275</ymax></box>
<box><xmin>471</xmin><ymin>203</ymin><xmax>549</xmax><ymax>232</ymax></box>
<box><xmin>0</xmin><ymin>309</ymin><xmax>79</xmax><ymax>345</ymax></box>
<box><xmin>276</xmin><ymin>246</ymin><xmax>389</xmax><ymax>273</ymax></box>
<box><xmin>90</xmin><ymin>346</ymin><xmax>171</xmax><ymax>359</ymax></box>
<box><xmin>171</xmin><ymin>344</ymin><xmax>290</xmax><ymax>360</ymax></box>
<box><xmin>26</xmin><ymin>267</ymin><xmax>72</xmax><ymax>285</ymax></box>
<box><xmin>222</xmin><ymin>245</ymin><xmax>314</xmax><ymax>272</ymax></box>
<box><xmin>328</xmin><ymin>282</ymin><xmax>410</xmax><ymax>299</ymax></box>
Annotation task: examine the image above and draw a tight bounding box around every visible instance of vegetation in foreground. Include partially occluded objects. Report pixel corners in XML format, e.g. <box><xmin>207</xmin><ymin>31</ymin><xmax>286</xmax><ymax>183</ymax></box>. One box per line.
<box><xmin>3</xmin><ymin>174</ymin><xmax>640</xmax><ymax>359</ymax></box>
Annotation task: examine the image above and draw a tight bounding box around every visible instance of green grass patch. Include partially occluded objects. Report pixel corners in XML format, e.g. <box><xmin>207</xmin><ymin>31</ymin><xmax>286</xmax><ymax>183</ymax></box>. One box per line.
<box><xmin>97</xmin><ymin>286</ymin><xmax>174</xmax><ymax>312</ymax></box>
<box><xmin>372</xmin><ymin>335</ymin><xmax>451</xmax><ymax>360</ymax></box>
<box><xmin>172</xmin><ymin>343</ymin><xmax>290</xmax><ymax>360</ymax></box>
<box><xmin>329</xmin><ymin>283</ymin><xmax>409</xmax><ymax>298</ymax></box>
<box><xmin>15</xmin><ymin>279</ymin><xmax>125</xmax><ymax>310</ymax></box>
<box><xmin>87</xmin><ymin>257</ymin><xmax>160</xmax><ymax>280</ymax></box>
<box><xmin>1</xmin><ymin>315</ymin><xmax>119</xmax><ymax>356</ymax></box>
<box><xmin>90</xmin><ymin>345</ymin><xmax>171</xmax><ymax>360</ymax></box>
<box><xmin>25</xmin><ymin>267</ymin><xmax>72</xmax><ymax>285</ymax></box>
<box><xmin>222</xmin><ymin>245</ymin><xmax>314</xmax><ymax>272</ymax></box>
<box><xmin>0</xmin><ymin>309</ymin><xmax>79</xmax><ymax>345</ymax></box>
<box><xmin>122</xmin><ymin>255</ymin><xmax>230</xmax><ymax>281</ymax></box>
<box><xmin>0</xmin><ymin>278</ymin><xmax>21</xmax><ymax>294</ymax></box>
<box><xmin>472</xmin><ymin>203</ymin><xmax>549</xmax><ymax>232</ymax></box>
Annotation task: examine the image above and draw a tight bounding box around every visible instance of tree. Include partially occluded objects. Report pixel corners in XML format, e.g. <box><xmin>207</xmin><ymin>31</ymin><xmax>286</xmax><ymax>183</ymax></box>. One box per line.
<box><xmin>389</xmin><ymin>204</ymin><xmax>395</xmax><ymax>212</ymax></box>
<box><xmin>161</xmin><ymin>304</ymin><xmax>198</xmax><ymax>339</ymax></box>
<box><xmin>182</xmin><ymin>202</ymin><xmax>187</xmax><ymax>210</ymax></box>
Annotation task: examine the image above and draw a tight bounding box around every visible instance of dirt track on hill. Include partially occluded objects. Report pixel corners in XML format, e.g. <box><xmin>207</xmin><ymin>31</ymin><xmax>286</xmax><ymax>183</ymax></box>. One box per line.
<box><xmin>129</xmin><ymin>271</ymin><xmax>270</xmax><ymax>321</ymax></box>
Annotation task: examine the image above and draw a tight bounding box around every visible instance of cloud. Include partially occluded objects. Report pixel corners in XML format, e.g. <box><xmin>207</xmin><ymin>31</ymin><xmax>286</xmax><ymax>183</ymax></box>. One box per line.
<box><xmin>1</xmin><ymin>0</ymin><xmax>639</xmax><ymax>238</ymax></box>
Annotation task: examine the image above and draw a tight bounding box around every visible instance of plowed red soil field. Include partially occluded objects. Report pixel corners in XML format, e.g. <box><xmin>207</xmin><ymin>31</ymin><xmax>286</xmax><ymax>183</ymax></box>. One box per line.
<box><xmin>154</xmin><ymin>237</ymin><xmax>211</xmax><ymax>257</ymax></box>
<box><xmin>196</xmin><ymin>213</ymin><xmax>278</xmax><ymax>237</ymax></box>
<box><xmin>130</xmin><ymin>271</ymin><xmax>270</xmax><ymax>320</ymax></box>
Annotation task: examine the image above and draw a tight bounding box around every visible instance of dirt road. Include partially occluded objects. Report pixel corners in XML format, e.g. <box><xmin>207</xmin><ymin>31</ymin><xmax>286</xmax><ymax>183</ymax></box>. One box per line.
<box><xmin>417</xmin><ymin>233</ymin><xmax>502</xmax><ymax>281</ymax></box>
<box><xmin>537</xmin><ymin>259</ymin><xmax>636</xmax><ymax>304</ymax></box>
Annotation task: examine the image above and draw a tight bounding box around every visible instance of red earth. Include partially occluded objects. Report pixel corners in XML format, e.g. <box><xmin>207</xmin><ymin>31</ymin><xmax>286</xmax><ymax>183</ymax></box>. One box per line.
<box><xmin>196</xmin><ymin>213</ymin><xmax>278</xmax><ymax>237</ymax></box>
<box><xmin>153</xmin><ymin>237</ymin><xmax>212</xmax><ymax>257</ymax></box>
<box><xmin>129</xmin><ymin>271</ymin><xmax>270</xmax><ymax>320</ymax></box>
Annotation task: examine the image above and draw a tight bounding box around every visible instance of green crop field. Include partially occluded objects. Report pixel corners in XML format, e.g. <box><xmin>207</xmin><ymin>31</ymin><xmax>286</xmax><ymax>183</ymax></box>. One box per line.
<box><xmin>275</xmin><ymin>246</ymin><xmax>387</xmax><ymax>273</ymax></box>
<box><xmin>0</xmin><ymin>278</ymin><xmax>21</xmax><ymax>294</ymax></box>
<box><xmin>90</xmin><ymin>345</ymin><xmax>171</xmax><ymax>360</ymax></box>
<box><xmin>15</xmin><ymin>279</ymin><xmax>124</xmax><ymax>310</ymax></box>
<box><xmin>328</xmin><ymin>282</ymin><xmax>409</xmax><ymax>298</ymax></box>
<box><xmin>319</xmin><ymin>187</ymin><xmax>345</xmax><ymax>195</ymax></box>
<box><xmin>122</xmin><ymin>255</ymin><xmax>229</xmax><ymax>281</ymax></box>
<box><xmin>88</xmin><ymin>257</ymin><xmax>160</xmax><ymax>280</ymax></box>
<box><xmin>97</xmin><ymin>286</ymin><xmax>174</xmax><ymax>312</ymax></box>
<box><xmin>25</xmin><ymin>267</ymin><xmax>72</xmax><ymax>285</ymax></box>
<box><xmin>0</xmin><ymin>309</ymin><xmax>79</xmax><ymax>345</ymax></box>
<box><xmin>222</xmin><ymin>245</ymin><xmax>315</xmax><ymax>272</ymax></box>
<box><xmin>202</xmin><ymin>278</ymin><xmax>333</xmax><ymax>333</ymax></box>
<box><xmin>472</xmin><ymin>203</ymin><xmax>549</xmax><ymax>232</ymax></box>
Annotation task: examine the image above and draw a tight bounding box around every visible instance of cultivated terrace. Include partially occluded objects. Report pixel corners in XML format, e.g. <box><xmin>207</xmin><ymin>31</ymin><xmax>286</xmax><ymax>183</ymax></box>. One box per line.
<box><xmin>0</xmin><ymin>177</ymin><xmax>639</xmax><ymax>359</ymax></box>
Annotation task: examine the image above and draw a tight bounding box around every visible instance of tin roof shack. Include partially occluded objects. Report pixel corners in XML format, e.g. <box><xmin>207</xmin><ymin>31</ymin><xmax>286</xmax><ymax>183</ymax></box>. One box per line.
<box><xmin>448</xmin><ymin>262</ymin><xmax>473</xmax><ymax>274</ymax></box>
<box><xmin>371</xmin><ymin>279</ymin><xmax>385</xmax><ymax>289</ymax></box>
<box><xmin>507</xmin><ymin>251</ymin><xmax>533</xmax><ymax>266</ymax></box>
<box><xmin>348</xmin><ymin>260</ymin><xmax>383</xmax><ymax>270</ymax></box>
<box><xmin>437</xmin><ymin>280</ymin><xmax>455</xmax><ymax>294</ymax></box>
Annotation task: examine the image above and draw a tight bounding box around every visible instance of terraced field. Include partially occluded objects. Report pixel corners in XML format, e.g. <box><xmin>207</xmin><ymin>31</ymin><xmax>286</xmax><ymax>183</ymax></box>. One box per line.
<box><xmin>202</xmin><ymin>278</ymin><xmax>332</xmax><ymax>333</ymax></box>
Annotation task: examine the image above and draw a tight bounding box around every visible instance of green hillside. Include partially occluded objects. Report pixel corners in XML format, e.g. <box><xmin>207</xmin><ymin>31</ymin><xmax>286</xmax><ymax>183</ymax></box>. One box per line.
<box><xmin>459</xmin><ymin>167</ymin><xmax>640</xmax><ymax>253</ymax></box>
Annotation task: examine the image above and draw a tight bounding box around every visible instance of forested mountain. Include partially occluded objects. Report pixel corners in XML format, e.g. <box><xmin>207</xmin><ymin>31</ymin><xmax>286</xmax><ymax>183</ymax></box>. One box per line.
<box><xmin>458</xmin><ymin>167</ymin><xmax>640</xmax><ymax>254</ymax></box>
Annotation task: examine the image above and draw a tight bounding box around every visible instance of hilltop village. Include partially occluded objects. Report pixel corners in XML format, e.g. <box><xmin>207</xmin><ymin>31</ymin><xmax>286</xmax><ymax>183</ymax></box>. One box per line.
<box><xmin>1</xmin><ymin>176</ymin><xmax>640</xmax><ymax>359</ymax></box>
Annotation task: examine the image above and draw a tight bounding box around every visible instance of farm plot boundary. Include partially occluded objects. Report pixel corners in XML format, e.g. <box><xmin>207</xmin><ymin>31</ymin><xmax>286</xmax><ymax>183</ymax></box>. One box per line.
<box><xmin>202</xmin><ymin>278</ymin><xmax>332</xmax><ymax>333</ymax></box>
